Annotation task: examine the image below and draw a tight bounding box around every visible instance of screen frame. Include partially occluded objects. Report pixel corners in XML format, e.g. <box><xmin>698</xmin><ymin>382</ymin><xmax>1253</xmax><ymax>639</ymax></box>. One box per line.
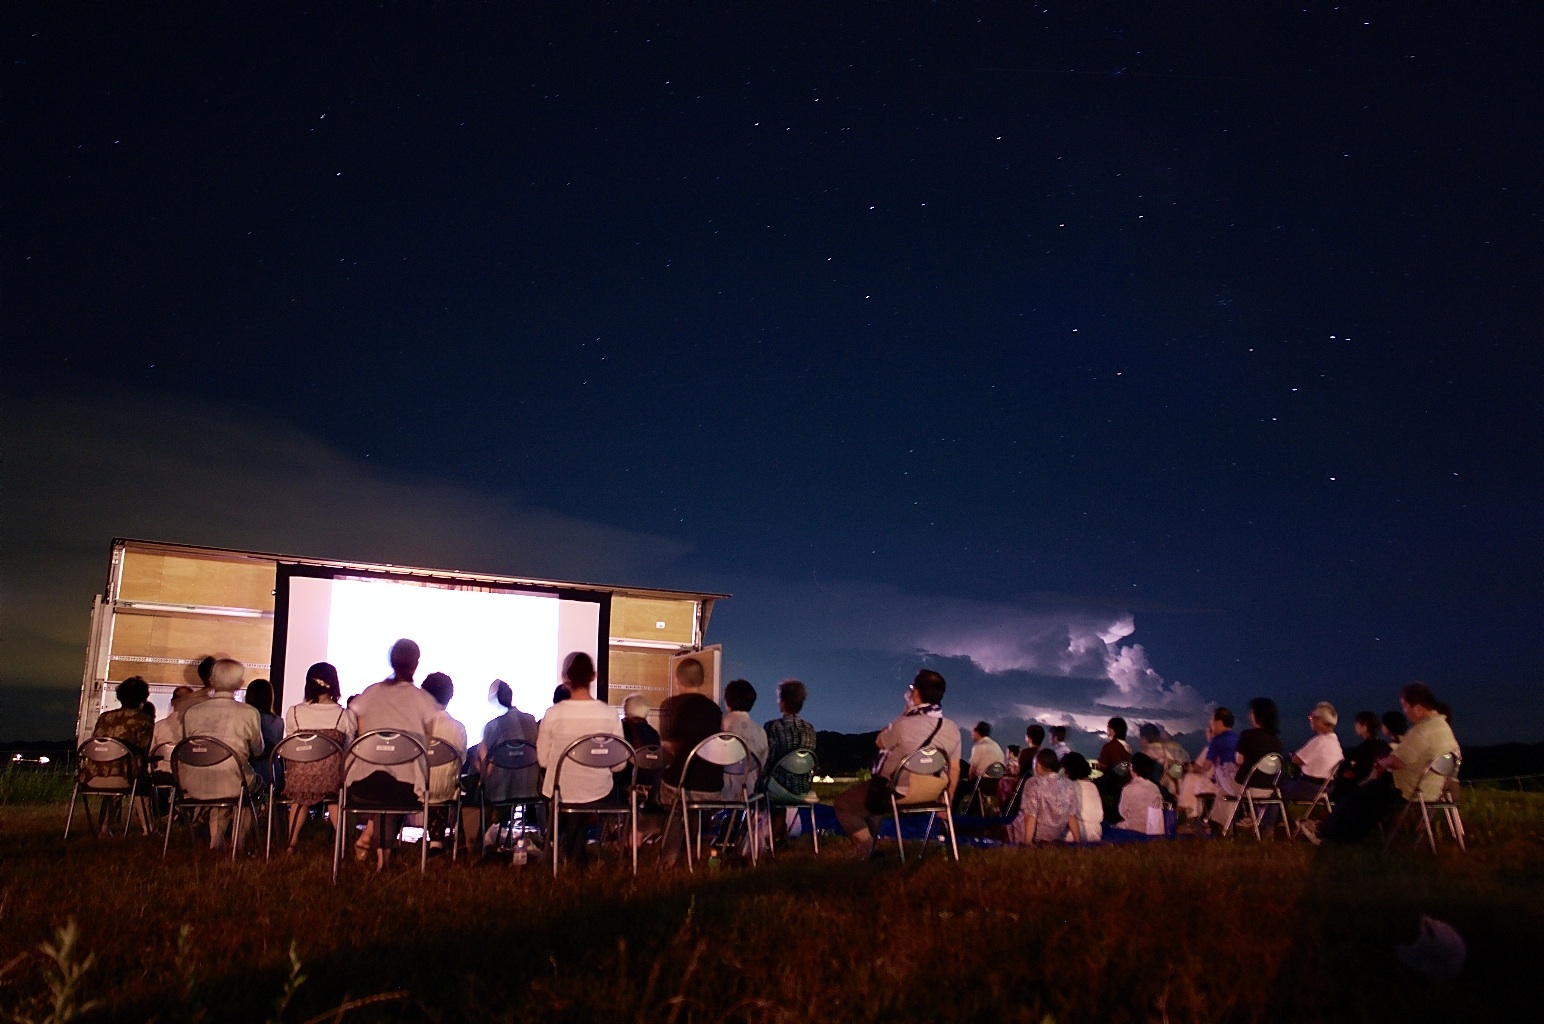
<box><xmin>270</xmin><ymin>561</ymin><xmax>612</xmax><ymax>710</ymax></box>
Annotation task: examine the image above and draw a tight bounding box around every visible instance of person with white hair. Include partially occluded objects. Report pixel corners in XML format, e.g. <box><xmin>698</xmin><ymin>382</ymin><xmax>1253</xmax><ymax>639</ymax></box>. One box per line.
<box><xmin>1282</xmin><ymin>701</ymin><xmax>1343</xmax><ymax>803</ymax></box>
<box><xmin>180</xmin><ymin>658</ymin><xmax>264</xmax><ymax>850</ymax></box>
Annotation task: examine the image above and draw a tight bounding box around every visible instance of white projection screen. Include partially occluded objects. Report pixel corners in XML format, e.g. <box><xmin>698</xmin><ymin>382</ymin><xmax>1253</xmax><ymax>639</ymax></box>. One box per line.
<box><xmin>278</xmin><ymin>574</ymin><xmax>603</xmax><ymax>741</ymax></box>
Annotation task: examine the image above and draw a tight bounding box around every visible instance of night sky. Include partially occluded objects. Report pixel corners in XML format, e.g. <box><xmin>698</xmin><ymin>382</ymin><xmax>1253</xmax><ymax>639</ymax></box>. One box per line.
<box><xmin>4</xmin><ymin>3</ymin><xmax>1541</xmax><ymax>748</ymax></box>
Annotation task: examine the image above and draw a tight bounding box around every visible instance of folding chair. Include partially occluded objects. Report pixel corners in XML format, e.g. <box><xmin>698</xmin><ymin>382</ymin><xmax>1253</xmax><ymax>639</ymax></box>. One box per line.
<box><xmin>882</xmin><ymin>745</ymin><xmax>959</xmax><ymax>864</ymax></box>
<box><xmin>1219</xmin><ymin>753</ymin><xmax>1290</xmax><ymax>840</ymax></box>
<box><xmin>162</xmin><ymin>737</ymin><xmax>262</xmax><ymax>862</ymax></box>
<box><xmin>479</xmin><ymin>739</ymin><xmax>543</xmax><ymax>855</ymax></box>
<box><xmin>64</xmin><ymin>737</ymin><xmax>144</xmax><ymax>839</ymax></box>
<box><xmin>1384</xmin><ymin>752</ymin><xmax>1466</xmax><ymax>854</ymax></box>
<box><xmin>663</xmin><ymin>733</ymin><xmax>768</xmax><ymax>871</ymax></box>
<box><xmin>961</xmin><ymin>761</ymin><xmax>1005</xmax><ymax>816</ymax></box>
<box><xmin>425</xmin><ymin>737</ymin><xmax>465</xmax><ymax>860</ymax></box>
<box><xmin>551</xmin><ymin>733</ymin><xmax>638</xmax><ymax>877</ymax></box>
<box><xmin>1290</xmin><ymin>759</ymin><xmax>1341</xmax><ymax>839</ymax></box>
<box><xmin>264</xmin><ymin>732</ymin><xmax>343</xmax><ymax>860</ymax></box>
<box><xmin>1001</xmin><ymin>772</ymin><xmax>1031</xmax><ymax>820</ymax></box>
<box><xmin>333</xmin><ymin>730</ymin><xmax>430</xmax><ymax>882</ymax></box>
<box><xmin>764</xmin><ymin>747</ymin><xmax>821</xmax><ymax>855</ymax></box>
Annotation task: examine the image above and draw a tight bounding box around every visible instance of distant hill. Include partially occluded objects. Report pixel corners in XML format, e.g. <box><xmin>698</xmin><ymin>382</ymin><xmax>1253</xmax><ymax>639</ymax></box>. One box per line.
<box><xmin>814</xmin><ymin>730</ymin><xmax>880</xmax><ymax>774</ymax></box>
<box><xmin>1457</xmin><ymin>742</ymin><xmax>1544</xmax><ymax>782</ymax></box>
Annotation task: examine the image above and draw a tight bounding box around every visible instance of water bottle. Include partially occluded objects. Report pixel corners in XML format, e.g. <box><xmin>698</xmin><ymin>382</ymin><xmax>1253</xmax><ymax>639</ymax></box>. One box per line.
<box><xmin>512</xmin><ymin>838</ymin><xmax>528</xmax><ymax>866</ymax></box>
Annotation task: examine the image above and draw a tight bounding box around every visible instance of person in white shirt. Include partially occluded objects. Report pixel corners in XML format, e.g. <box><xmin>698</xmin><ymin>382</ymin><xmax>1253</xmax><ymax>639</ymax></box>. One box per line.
<box><xmin>179</xmin><ymin>659</ymin><xmax>264</xmax><ymax>850</ymax></box>
<box><xmin>1282</xmin><ymin>701</ymin><xmax>1344</xmax><ymax>802</ymax></box>
<box><xmin>347</xmin><ymin>639</ymin><xmax>440</xmax><ymax>869</ymax></box>
<box><xmin>537</xmin><ymin>652</ymin><xmax>624</xmax><ymax>865</ymax></box>
<box><xmin>719</xmin><ymin>678</ymin><xmax>769</xmax><ymax>800</ymax></box>
<box><xmin>1118</xmin><ymin>753</ymin><xmax>1167</xmax><ymax>834</ymax></box>
<box><xmin>1061</xmin><ymin>753</ymin><xmax>1102</xmax><ymax>843</ymax></box>
<box><xmin>1048</xmin><ymin>725</ymin><xmax>1072</xmax><ymax>760</ymax></box>
<box><xmin>420</xmin><ymin>671</ymin><xmax>470</xmax><ymax>851</ymax></box>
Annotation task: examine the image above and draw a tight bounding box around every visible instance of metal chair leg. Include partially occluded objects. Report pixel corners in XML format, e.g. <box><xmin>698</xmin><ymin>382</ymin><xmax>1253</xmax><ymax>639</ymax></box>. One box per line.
<box><xmin>64</xmin><ymin>785</ymin><xmax>81</xmax><ymax>840</ymax></box>
<box><xmin>890</xmin><ymin>795</ymin><xmax>905</xmax><ymax>865</ymax></box>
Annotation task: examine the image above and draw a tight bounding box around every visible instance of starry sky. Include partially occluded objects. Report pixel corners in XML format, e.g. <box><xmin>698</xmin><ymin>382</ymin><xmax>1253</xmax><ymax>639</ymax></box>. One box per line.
<box><xmin>4</xmin><ymin>3</ymin><xmax>1541</xmax><ymax>748</ymax></box>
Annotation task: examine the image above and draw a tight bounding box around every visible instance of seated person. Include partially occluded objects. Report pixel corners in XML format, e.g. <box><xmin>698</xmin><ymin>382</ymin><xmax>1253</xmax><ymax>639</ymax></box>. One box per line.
<box><xmin>999</xmin><ymin>745</ymin><xmax>1022</xmax><ymax>807</ymax></box>
<box><xmin>1178</xmin><ymin>707</ymin><xmax>1237</xmax><ymax>821</ymax></box>
<box><xmin>421</xmin><ymin>672</ymin><xmax>469</xmax><ymax>850</ymax></box>
<box><xmin>1019</xmin><ymin>724</ymin><xmax>1045</xmax><ymax>776</ymax></box>
<box><xmin>1008</xmin><ymin>748</ymin><xmax>1079</xmax><ymax>845</ymax></box>
<box><xmin>83</xmin><ymin>676</ymin><xmax>154</xmax><ymax>785</ymax></box>
<box><xmin>180</xmin><ymin>658</ymin><xmax>264</xmax><ymax>850</ymax></box>
<box><xmin>616</xmin><ymin>694</ymin><xmax>662</xmax><ymax>800</ymax></box>
<box><xmin>1049</xmin><ymin>725</ymin><xmax>1072</xmax><ymax>760</ymax></box>
<box><xmin>1138</xmin><ymin>722</ymin><xmax>1191</xmax><ymax>796</ymax></box>
<box><xmin>963</xmin><ymin>721</ymin><xmax>1005</xmax><ymax>814</ymax></box>
<box><xmin>243</xmin><ymin>678</ymin><xmax>285</xmax><ymax>789</ymax></box>
<box><xmin>1330</xmin><ymin>711</ymin><xmax>1391</xmax><ymax>803</ymax></box>
<box><xmin>1312</xmin><ymin>683</ymin><xmax>1458</xmax><ymax>845</ymax></box>
<box><xmin>658</xmin><ymin>656</ymin><xmax>727</xmax><ymax>866</ymax></box>
<box><xmin>1062</xmin><ymin>753</ymin><xmax>1102</xmax><ymax>843</ymax></box>
<box><xmin>279</xmin><ymin>662</ymin><xmax>355</xmax><ymax>854</ymax></box>
<box><xmin>346</xmin><ymin>639</ymin><xmax>439</xmax><ymax>869</ymax></box>
<box><xmin>1282</xmin><ymin>701</ymin><xmax>1343</xmax><ymax>802</ymax></box>
<box><xmin>1094</xmin><ymin>716</ymin><xmax>1133</xmax><ymax>823</ymax></box>
<box><xmin>763</xmin><ymin>679</ymin><xmax>818</xmax><ymax>840</ymax></box>
<box><xmin>1118</xmin><ymin>753</ymin><xmax>1166</xmax><ymax>833</ymax></box>
<box><xmin>1208</xmin><ymin>698</ymin><xmax>1284</xmax><ymax>829</ymax></box>
<box><xmin>719</xmin><ymin>678</ymin><xmax>769</xmax><ymax>800</ymax></box>
<box><xmin>537</xmin><ymin>653</ymin><xmax>624</xmax><ymax>865</ymax></box>
<box><xmin>831</xmin><ymin>669</ymin><xmax>962</xmax><ymax>861</ymax></box>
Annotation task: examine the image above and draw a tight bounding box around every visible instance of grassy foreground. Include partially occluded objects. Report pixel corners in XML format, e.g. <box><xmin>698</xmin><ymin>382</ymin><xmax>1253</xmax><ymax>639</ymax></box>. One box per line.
<box><xmin>1</xmin><ymin>792</ymin><xmax>1540</xmax><ymax>1023</ymax></box>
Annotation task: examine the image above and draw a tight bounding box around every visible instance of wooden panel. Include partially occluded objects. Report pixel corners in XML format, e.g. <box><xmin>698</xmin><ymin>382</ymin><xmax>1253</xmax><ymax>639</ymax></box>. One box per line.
<box><xmin>610</xmin><ymin>595</ymin><xmax>696</xmax><ymax>644</ymax></box>
<box><xmin>119</xmin><ymin>549</ymin><xmax>276</xmax><ymax>611</ymax></box>
<box><xmin>107</xmin><ymin>612</ymin><xmax>274</xmax><ymax>686</ymax></box>
<box><xmin>606</xmin><ymin>647</ymin><xmax>671</xmax><ymax>707</ymax></box>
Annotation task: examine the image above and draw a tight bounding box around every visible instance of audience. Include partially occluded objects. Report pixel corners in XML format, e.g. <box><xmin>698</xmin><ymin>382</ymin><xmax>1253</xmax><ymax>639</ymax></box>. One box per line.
<box><xmin>346</xmin><ymin>639</ymin><xmax>440</xmax><ymax>869</ymax></box>
<box><xmin>243</xmin><ymin>678</ymin><xmax>285</xmax><ymax>788</ymax></box>
<box><xmin>964</xmin><ymin>721</ymin><xmax>1005</xmax><ymax>814</ymax></box>
<box><xmin>537</xmin><ymin>653</ymin><xmax>625</xmax><ymax>866</ymax></box>
<box><xmin>84</xmin><ymin>676</ymin><xmax>153</xmax><ymax>784</ymax></box>
<box><xmin>279</xmin><ymin>662</ymin><xmax>355</xmax><ymax>854</ymax></box>
<box><xmin>1208</xmin><ymin>697</ymin><xmax>1284</xmax><ymax>830</ymax></box>
<box><xmin>421</xmin><ymin>672</ymin><xmax>469</xmax><ymax>851</ymax></box>
<box><xmin>1094</xmin><ymin>717</ymin><xmax>1133</xmax><ymax>823</ymax></box>
<box><xmin>1097</xmin><ymin>717</ymin><xmax>1131</xmax><ymax>770</ymax></box>
<box><xmin>1138</xmin><ymin>723</ymin><xmax>1190</xmax><ymax>796</ymax></box>
<box><xmin>1330</xmin><ymin>711</ymin><xmax>1391</xmax><ymax>803</ymax></box>
<box><xmin>1004</xmin><ymin>745</ymin><xmax>1022</xmax><ymax>777</ymax></box>
<box><xmin>616</xmin><ymin>694</ymin><xmax>662</xmax><ymax>802</ymax></box>
<box><xmin>720</xmin><ymin>678</ymin><xmax>769</xmax><ymax>799</ymax></box>
<box><xmin>832</xmin><ymin>669</ymin><xmax>962</xmax><ymax>861</ymax></box>
<box><xmin>1009</xmin><ymin>748</ymin><xmax>1079</xmax><ymax>845</ymax></box>
<box><xmin>180</xmin><ymin>659</ymin><xmax>264</xmax><ymax>850</ymax></box>
<box><xmin>1281</xmin><ymin>702</ymin><xmax>1343</xmax><ymax>802</ymax></box>
<box><xmin>1062</xmin><ymin>753</ymin><xmax>1102</xmax><ymax>843</ymax></box>
<box><xmin>1178</xmin><ymin>707</ymin><xmax>1237</xmax><ymax>822</ymax></box>
<box><xmin>763</xmin><ymin>679</ymin><xmax>819</xmax><ymax>841</ymax></box>
<box><xmin>1049</xmin><ymin>725</ymin><xmax>1071</xmax><ymax>760</ymax></box>
<box><xmin>1119</xmin><ymin>752</ymin><xmax>1166</xmax><ymax>834</ymax></box>
<box><xmin>1310</xmin><ymin>683</ymin><xmax>1459</xmax><ymax>845</ymax></box>
<box><xmin>658</xmin><ymin>656</ymin><xmax>726</xmax><ymax>867</ymax></box>
<box><xmin>1020</xmin><ymin>724</ymin><xmax>1046</xmax><ymax>776</ymax></box>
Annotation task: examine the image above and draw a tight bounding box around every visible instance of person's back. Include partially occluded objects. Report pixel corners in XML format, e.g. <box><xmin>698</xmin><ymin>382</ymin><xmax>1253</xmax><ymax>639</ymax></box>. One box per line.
<box><xmin>1070</xmin><ymin>779</ymin><xmax>1102</xmax><ymax>842</ymax></box>
<box><xmin>660</xmin><ymin>663</ymin><xmax>725</xmax><ymax>794</ymax></box>
<box><xmin>719</xmin><ymin>679</ymin><xmax>768</xmax><ymax>799</ymax></box>
<box><xmin>85</xmin><ymin>677</ymin><xmax>154</xmax><ymax>784</ymax></box>
<box><xmin>421</xmin><ymin>673</ymin><xmax>468</xmax><ymax>804</ymax></box>
<box><xmin>876</xmin><ymin>706</ymin><xmax>962</xmax><ymax>801</ymax></box>
<box><xmin>1392</xmin><ymin>710</ymin><xmax>1458</xmax><ymax>802</ymax></box>
<box><xmin>1118</xmin><ymin>774</ymin><xmax>1164</xmax><ymax>832</ymax></box>
<box><xmin>763</xmin><ymin>679</ymin><xmax>817</xmax><ymax>799</ymax></box>
<box><xmin>482</xmin><ymin>700</ymin><xmax>540</xmax><ymax>802</ymax></box>
<box><xmin>537</xmin><ymin>655</ymin><xmax>624</xmax><ymax>805</ymax></box>
<box><xmin>180</xmin><ymin>660</ymin><xmax>263</xmax><ymax>800</ymax></box>
<box><xmin>350</xmin><ymin>677</ymin><xmax>439</xmax><ymax>742</ymax></box>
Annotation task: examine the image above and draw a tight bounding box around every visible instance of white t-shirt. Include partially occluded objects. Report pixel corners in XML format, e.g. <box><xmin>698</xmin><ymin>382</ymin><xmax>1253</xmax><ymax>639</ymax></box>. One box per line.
<box><xmin>1295</xmin><ymin>732</ymin><xmax>1344</xmax><ymax>779</ymax></box>
<box><xmin>285</xmin><ymin>701</ymin><xmax>357</xmax><ymax>744</ymax></box>
<box><xmin>1066</xmin><ymin>779</ymin><xmax>1102</xmax><ymax>843</ymax></box>
<box><xmin>969</xmin><ymin>737</ymin><xmax>1006</xmax><ymax>776</ymax></box>
<box><xmin>1118</xmin><ymin>775</ymin><xmax>1164</xmax><ymax>831</ymax></box>
<box><xmin>537</xmin><ymin>698</ymin><xmax>624</xmax><ymax>803</ymax></box>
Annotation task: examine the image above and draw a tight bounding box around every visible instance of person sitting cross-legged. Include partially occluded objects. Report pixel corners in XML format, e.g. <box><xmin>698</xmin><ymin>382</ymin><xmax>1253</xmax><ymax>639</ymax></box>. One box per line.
<box><xmin>1008</xmin><ymin>748</ymin><xmax>1079</xmax><ymax>845</ymax></box>
<box><xmin>831</xmin><ymin>669</ymin><xmax>962</xmax><ymax>861</ymax></box>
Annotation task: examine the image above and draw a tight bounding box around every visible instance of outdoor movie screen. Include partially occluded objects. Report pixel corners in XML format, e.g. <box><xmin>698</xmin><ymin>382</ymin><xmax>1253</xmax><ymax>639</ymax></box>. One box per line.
<box><xmin>278</xmin><ymin>574</ymin><xmax>602</xmax><ymax>741</ymax></box>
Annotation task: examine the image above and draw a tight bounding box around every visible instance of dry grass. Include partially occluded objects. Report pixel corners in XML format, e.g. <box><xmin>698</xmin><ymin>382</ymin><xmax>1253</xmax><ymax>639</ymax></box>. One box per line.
<box><xmin>0</xmin><ymin>792</ymin><xmax>1539</xmax><ymax>1023</ymax></box>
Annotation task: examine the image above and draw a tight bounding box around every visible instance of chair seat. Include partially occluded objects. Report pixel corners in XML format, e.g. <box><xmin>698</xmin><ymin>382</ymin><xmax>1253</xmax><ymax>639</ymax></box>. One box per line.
<box><xmin>768</xmin><ymin>790</ymin><xmax>820</xmax><ymax>806</ymax></box>
<box><xmin>346</xmin><ymin>797</ymin><xmax>423</xmax><ymax>812</ymax></box>
<box><xmin>79</xmin><ymin>777</ymin><xmax>134</xmax><ymax>792</ymax></box>
<box><xmin>558</xmin><ymin>795</ymin><xmax>632</xmax><ymax>813</ymax></box>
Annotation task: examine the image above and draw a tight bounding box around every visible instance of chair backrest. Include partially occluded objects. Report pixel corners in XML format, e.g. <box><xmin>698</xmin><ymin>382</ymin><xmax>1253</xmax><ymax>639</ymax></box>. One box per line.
<box><xmin>425</xmin><ymin>737</ymin><xmax>463</xmax><ymax>768</ymax></box>
<box><xmin>689</xmin><ymin>733</ymin><xmax>751</xmax><ymax>769</ymax></box>
<box><xmin>1242</xmin><ymin>752</ymin><xmax>1285</xmax><ymax>789</ymax></box>
<box><xmin>172</xmin><ymin>736</ymin><xmax>238</xmax><ymax>769</ymax></box>
<box><xmin>80</xmin><ymin>737</ymin><xmax>133</xmax><ymax>764</ymax></box>
<box><xmin>486</xmin><ymin>739</ymin><xmax>538</xmax><ymax>771</ymax></box>
<box><xmin>271</xmin><ymin>733</ymin><xmax>342</xmax><ymax>765</ymax></box>
<box><xmin>1167</xmin><ymin>762</ymin><xmax>1186</xmax><ymax>782</ymax></box>
<box><xmin>1427</xmin><ymin>752</ymin><xmax>1460</xmax><ymax>779</ymax></box>
<box><xmin>632</xmin><ymin>744</ymin><xmax>667</xmax><ymax>773</ymax></box>
<box><xmin>893</xmin><ymin>745</ymin><xmax>949</xmax><ymax>781</ymax></box>
<box><xmin>1110</xmin><ymin>761</ymin><xmax>1132</xmax><ymax>780</ymax></box>
<box><xmin>771</xmin><ymin>747</ymin><xmax>816</xmax><ymax>778</ymax></box>
<box><xmin>982</xmin><ymin>761</ymin><xmax>1006</xmax><ymax>781</ymax></box>
<box><xmin>346</xmin><ymin>730</ymin><xmax>428</xmax><ymax>768</ymax></box>
<box><xmin>558</xmin><ymin>733</ymin><xmax>634</xmax><ymax>770</ymax></box>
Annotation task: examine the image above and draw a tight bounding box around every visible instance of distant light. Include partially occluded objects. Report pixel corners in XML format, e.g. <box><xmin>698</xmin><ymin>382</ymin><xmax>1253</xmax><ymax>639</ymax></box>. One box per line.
<box><xmin>38</xmin><ymin>756</ymin><xmax>50</xmax><ymax>765</ymax></box>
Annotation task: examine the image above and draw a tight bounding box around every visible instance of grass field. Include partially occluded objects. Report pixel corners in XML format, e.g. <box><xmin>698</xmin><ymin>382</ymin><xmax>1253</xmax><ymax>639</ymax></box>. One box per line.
<box><xmin>1</xmin><ymin>790</ymin><xmax>1539</xmax><ymax>1023</ymax></box>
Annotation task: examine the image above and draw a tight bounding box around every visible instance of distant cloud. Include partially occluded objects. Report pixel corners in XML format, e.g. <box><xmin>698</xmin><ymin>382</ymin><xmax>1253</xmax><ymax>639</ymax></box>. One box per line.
<box><xmin>0</xmin><ymin>393</ymin><xmax>690</xmax><ymax>697</ymax></box>
<box><xmin>713</xmin><ymin>578</ymin><xmax>1211</xmax><ymax>737</ymax></box>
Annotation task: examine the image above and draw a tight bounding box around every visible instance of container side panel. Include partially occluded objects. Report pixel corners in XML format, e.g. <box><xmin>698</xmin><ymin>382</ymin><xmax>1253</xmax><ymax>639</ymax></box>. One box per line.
<box><xmin>119</xmin><ymin>549</ymin><xmax>276</xmax><ymax>611</ymax></box>
<box><xmin>610</xmin><ymin>596</ymin><xmax>696</xmax><ymax>644</ymax></box>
